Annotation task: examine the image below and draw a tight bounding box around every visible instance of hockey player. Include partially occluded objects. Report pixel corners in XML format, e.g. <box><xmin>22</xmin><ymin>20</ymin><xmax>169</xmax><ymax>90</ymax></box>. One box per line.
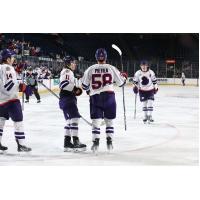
<box><xmin>181</xmin><ymin>72</ymin><xmax>186</xmax><ymax>86</ymax></box>
<box><xmin>25</xmin><ymin>67</ymin><xmax>41</xmax><ymax>103</ymax></box>
<box><xmin>133</xmin><ymin>60</ymin><xmax>158</xmax><ymax>123</ymax></box>
<box><xmin>81</xmin><ymin>48</ymin><xmax>127</xmax><ymax>153</ymax></box>
<box><xmin>0</xmin><ymin>49</ymin><xmax>32</xmax><ymax>152</ymax></box>
<box><xmin>59</xmin><ymin>56</ymin><xmax>86</xmax><ymax>152</ymax></box>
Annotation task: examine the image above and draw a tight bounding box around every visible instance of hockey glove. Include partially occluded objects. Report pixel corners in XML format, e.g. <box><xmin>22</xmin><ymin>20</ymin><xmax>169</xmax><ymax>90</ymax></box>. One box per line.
<box><xmin>38</xmin><ymin>79</ymin><xmax>43</xmax><ymax>83</ymax></box>
<box><xmin>19</xmin><ymin>83</ymin><xmax>26</xmax><ymax>92</ymax></box>
<box><xmin>73</xmin><ymin>87</ymin><xmax>83</xmax><ymax>96</ymax></box>
<box><xmin>120</xmin><ymin>71</ymin><xmax>128</xmax><ymax>79</ymax></box>
<box><xmin>154</xmin><ymin>87</ymin><xmax>158</xmax><ymax>94</ymax></box>
<box><xmin>133</xmin><ymin>86</ymin><xmax>138</xmax><ymax>94</ymax></box>
<box><xmin>86</xmin><ymin>90</ymin><xmax>90</xmax><ymax>95</ymax></box>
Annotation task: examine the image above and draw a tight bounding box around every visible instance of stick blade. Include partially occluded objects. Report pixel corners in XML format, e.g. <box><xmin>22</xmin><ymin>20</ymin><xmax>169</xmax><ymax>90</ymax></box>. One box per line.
<box><xmin>112</xmin><ymin>44</ymin><xmax>122</xmax><ymax>56</ymax></box>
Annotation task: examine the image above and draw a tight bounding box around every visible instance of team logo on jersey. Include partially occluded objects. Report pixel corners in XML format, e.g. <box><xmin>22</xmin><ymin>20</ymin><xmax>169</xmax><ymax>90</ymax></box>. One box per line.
<box><xmin>141</xmin><ymin>76</ymin><xmax>149</xmax><ymax>85</ymax></box>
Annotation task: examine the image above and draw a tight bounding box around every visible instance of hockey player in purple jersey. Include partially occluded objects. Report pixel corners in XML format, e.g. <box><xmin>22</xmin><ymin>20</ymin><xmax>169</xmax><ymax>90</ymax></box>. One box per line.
<box><xmin>59</xmin><ymin>56</ymin><xmax>86</xmax><ymax>152</ymax></box>
<box><xmin>81</xmin><ymin>48</ymin><xmax>126</xmax><ymax>153</ymax></box>
<box><xmin>0</xmin><ymin>49</ymin><xmax>32</xmax><ymax>152</ymax></box>
<box><xmin>133</xmin><ymin>60</ymin><xmax>158</xmax><ymax>123</ymax></box>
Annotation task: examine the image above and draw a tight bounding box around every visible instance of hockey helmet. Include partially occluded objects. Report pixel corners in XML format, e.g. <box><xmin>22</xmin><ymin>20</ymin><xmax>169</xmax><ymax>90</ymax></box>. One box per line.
<box><xmin>64</xmin><ymin>55</ymin><xmax>76</xmax><ymax>66</ymax></box>
<box><xmin>1</xmin><ymin>49</ymin><xmax>16</xmax><ymax>61</ymax></box>
<box><xmin>95</xmin><ymin>48</ymin><xmax>107</xmax><ymax>62</ymax></box>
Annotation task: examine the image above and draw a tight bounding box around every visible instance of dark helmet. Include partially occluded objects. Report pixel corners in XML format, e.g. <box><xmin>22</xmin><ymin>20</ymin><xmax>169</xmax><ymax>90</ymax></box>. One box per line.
<box><xmin>95</xmin><ymin>48</ymin><xmax>107</xmax><ymax>62</ymax></box>
<box><xmin>140</xmin><ymin>60</ymin><xmax>149</xmax><ymax>66</ymax></box>
<box><xmin>63</xmin><ymin>55</ymin><xmax>76</xmax><ymax>66</ymax></box>
<box><xmin>140</xmin><ymin>60</ymin><xmax>149</xmax><ymax>72</ymax></box>
<box><xmin>1</xmin><ymin>49</ymin><xmax>16</xmax><ymax>62</ymax></box>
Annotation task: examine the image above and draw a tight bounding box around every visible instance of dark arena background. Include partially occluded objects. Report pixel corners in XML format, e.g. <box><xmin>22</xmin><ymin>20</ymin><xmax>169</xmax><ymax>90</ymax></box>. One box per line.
<box><xmin>0</xmin><ymin>33</ymin><xmax>199</xmax><ymax>79</ymax></box>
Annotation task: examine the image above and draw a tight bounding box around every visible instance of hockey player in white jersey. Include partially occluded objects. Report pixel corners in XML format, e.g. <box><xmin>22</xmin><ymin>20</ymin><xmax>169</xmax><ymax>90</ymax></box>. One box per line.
<box><xmin>81</xmin><ymin>48</ymin><xmax>127</xmax><ymax>153</ymax></box>
<box><xmin>59</xmin><ymin>56</ymin><xmax>86</xmax><ymax>152</ymax></box>
<box><xmin>133</xmin><ymin>60</ymin><xmax>158</xmax><ymax>123</ymax></box>
<box><xmin>0</xmin><ymin>49</ymin><xmax>31</xmax><ymax>152</ymax></box>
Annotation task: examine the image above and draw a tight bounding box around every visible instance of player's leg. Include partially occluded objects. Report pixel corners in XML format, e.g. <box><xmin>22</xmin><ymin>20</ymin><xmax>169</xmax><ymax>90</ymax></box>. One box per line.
<box><xmin>25</xmin><ymin>86</ymin><xmax>32</xmax><ymax>103</ymax></box>
<box><xmin>0</xmin><ymin>105</ymin><xmax>10</xmax><ymax>151</ymax></box>
<box><xmin>139</xmin><ymin>90</ymin><xmax>148</xmax><ymax>123</ymax></box>
<box><xmin>104</xmin><ymin>119</ymin><xmax>114</xmax><ymax>151</ymax></box>
<box><xmin>33</xmin><ymin>87</ymin><xmax>41</xmax><ymax>103</ymax></box>
<box><xmin>90</xmin><ymin>95</ymin><xmax>103</xmax><ymax>152</ymax></box>
<box><xmin>147</xmin><ymin>99</ymin><xmax>154</xmax><ymax>122</ymax></box>
<box><xmin>59</xmin><ymin>97</ymin><xmax>74</xmax><ymax>151</ymax></box>
<box><xmin>104</xmin><ymin>92</ymin><xmax>116</xmax><ymax>151</ymax></box>
<box><xmin>71</xmin><ymin>117</ymin><xmax>86</xmax><ymax>151</ymax></box>
<box><xmin>91</xmin><ymin>119</ymin><xmax>101</xmax><ymax>152</ymax></box>
<box><xmin>147</xmin><ymin>90</ymin><xmax>155</xmax><ymax>122</ymax></box>
<box><xmin>0</xmin><ymin>117</ymin><xmax>8</xmax><ymax>151</ymax></box>
<box><xmin>68</xmin><ymin>98</ymin><xmax>86</xmax><ymax>151</ymax></box>
<box><xmin>64</xmin><ymin>118</ymin><xmax>74</xmax><ymax>152</ymax></box>
<box><xmin>142</xmin><ymin>101</ymin><xmax>148</xmax><ymax>123</ymax></box>
<box><xmin>8</xmin><ymin>100</ymin><xmax>31</xmax><ymax>152</ymax></box>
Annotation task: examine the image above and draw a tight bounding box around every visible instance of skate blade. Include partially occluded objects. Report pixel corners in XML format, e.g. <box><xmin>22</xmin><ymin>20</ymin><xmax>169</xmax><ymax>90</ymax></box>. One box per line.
<box><xmin>91</xmin><ymin>147</ymin><xmax>99</xmax><ymax>155</ymax></box>
<box><xmin>64</xmin><ymin>148</ymin><xmax>74</xmax><ymax>152</ymax></box>
<box><xmin>18</xmin><ymin>151</ymin><xmax>32</xmax><ymax>156</ymax></box>
<box><xmin>73</xmin><ymin>147</ymin><xmax>87</xmax><ymax>153</ymax></box>
<box><xmin>0</xmin><ymin>150</ymin><xmax>8</xmax><ymax>154</ymax></box>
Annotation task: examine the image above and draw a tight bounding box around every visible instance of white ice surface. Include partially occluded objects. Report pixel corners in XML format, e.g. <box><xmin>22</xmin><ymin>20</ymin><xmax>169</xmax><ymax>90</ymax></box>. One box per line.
<box><xmin>0</xmin><ymin>85</ymin><xmax>198</xmax><ymax>165</ymax></box>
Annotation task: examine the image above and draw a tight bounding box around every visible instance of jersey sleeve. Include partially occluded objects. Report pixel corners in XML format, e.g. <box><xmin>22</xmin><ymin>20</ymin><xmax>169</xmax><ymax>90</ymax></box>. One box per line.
<box><xmin>112</xmin><ymin>66</ymin><xmax>126</xmax><ymax>87</ymax></box>
<box><xmin>0</xmin><ymin>66</ymin><xmax>19</xmax><ymax>95</ymax></box>
<box><xmin>150</xmin><ymin>70</ymin><xmax>158</xmax><ymax>85</ymax></box>
<box><xmin>59</xmin><ymin>69</ymin><xmax>75</xmax><ymax>91</ymax></box>
<box><xmin>81</xmin><ymin>68</ymin><xmax>90</xmax><ymax>91</ymax></box>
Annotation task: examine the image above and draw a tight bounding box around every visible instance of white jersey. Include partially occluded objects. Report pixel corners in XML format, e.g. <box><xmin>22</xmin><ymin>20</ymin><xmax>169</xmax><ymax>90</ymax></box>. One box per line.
<box><xmin>0</xmin><ymin>64</ymin><xmax>20</xmax><ymax>105</ymax></box>
<box><xmin>81</xmin><ymin>63</ymin><xmax>126</xmax><ymax>96</ymax></box>
<box><xmin>59</xmin><ymin>68</ymin><xmax>79</xmax><ymax>91</ymax></box>
<box><xmin>181</xmin><ymin>73</ymin><xmax>185</xmax><ymax>80</ymax></box>
<box><xmin>133</xmin><ymin>69</ymin><xmax>157</xmax><ymax>91</ymax></box>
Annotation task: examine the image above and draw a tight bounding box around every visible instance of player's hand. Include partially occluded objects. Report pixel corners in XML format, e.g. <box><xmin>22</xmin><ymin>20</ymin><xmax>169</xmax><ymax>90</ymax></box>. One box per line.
<box><xmin>154</xmin><ymin>87</ymin><xmax>158</xmax><ymax>94</ymax></box>
<box><xmin>73</xmin><ymin>87</ymin><xmax>83</xmax><ymax>96</ymax></box>
<box><xmin>19</xmin><ymin>83</ymin><xmax>26</xmax><ymax>92</ymax></box>
<box><xmin>133</xmin><ymin>86</ymin><xmax>138</xmax><ymax>94</ymax></box>
<box><xmin>120</xmin><ymin>71</ymin><xmax>128</xmax><ymax>79</ymax></box>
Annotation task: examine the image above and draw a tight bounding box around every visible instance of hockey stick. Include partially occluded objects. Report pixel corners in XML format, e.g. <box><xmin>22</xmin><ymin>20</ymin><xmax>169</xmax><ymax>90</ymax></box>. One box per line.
<box><xmin>39</xmin><ymin>81</ymin><xmax>92</xmax><ymax>126</ymax></box>
<box><xmin>134</xmin><ymin>93</ymin><xmax>137</xmax><ymax>119</ymax></box>
<box><xmin>21</xmin><ymin>34</ymin><xmax>25</xmax><ymax>110</ymax></box>
<box><xmin>112</xmin><ymin>44</ymin><xmax>127</xmax><ymax>131</ymax></box>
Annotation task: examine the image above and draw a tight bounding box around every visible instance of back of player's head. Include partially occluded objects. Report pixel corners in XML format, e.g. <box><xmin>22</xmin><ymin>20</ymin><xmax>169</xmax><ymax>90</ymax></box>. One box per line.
<box><xmin>1</xmin><ymin>49</ymin><xmax>16</xmax><ymax>62</ymax></box>
<box><xmin>95</xmin><ymin>48</ymin><xmax>107</xmax><ymax>62</ymax></box>
<box><xmin>64</xmin><ymin>55</ymin><xmax>76</xmax><ymax>66</ymax></box>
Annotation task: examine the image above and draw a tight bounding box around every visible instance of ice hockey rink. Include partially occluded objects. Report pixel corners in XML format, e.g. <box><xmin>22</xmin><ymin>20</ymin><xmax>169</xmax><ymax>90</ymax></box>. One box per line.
<box><xmin>0</xmin><ymin>84</ymin><xmax>198</xmax><ymax>166</ymax></box>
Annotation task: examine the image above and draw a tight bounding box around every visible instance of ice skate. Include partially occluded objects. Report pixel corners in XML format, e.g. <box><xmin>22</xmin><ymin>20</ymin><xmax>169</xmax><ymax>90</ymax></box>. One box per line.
<box><xmin>143</xmin><ymin>115</ymin><xmax>148</xmax><ymax>124</ymax></box>
<box><xmin>16</xmin><ymin>140</ymin><xmax>32</xmax><ymax>152</ymax></box>
<box><xmin>147</xmin><ymin>115</ymin><xmax>154</xmax><ymax>123</ymax></box>
<box><xmin>37</xmin><ymin>100</ymin><xmax>41</xmax><ymax>103</ymax></box>
<box><xmin>73</xmin><ymin>136</ymin><xmax>87</xmax><ymax>152</ymax></box>
<box><xmin>0</xmin><ymin>143</ymin><xmax>8</xmax><ymax>151</ymax></box>
<box><xmin>64</xmin><ymin>136</ymin><xmax>74</xmax><ymax>152</ymax></box>
<box><xmin>91</xmin><ymin>138</ymin><xmax>99</xmax><ymax>154</ymax></box>
<box><xmin>106</xmin><ymin>137</ymin><xmax>113</xmax><ymax>152</ymax></box>
<box><xmin>25</xmin><ymin>100</ymin><xmax>29</xmax><ymax>103</ymax></box>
